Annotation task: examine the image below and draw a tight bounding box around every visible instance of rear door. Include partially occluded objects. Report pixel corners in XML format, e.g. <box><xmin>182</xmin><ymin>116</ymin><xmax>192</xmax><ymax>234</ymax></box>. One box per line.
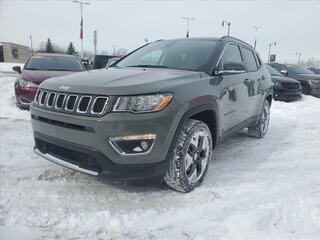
<box><xmin>217</xmin><ymin>44</ymin><xmax>250</xmax><ymax>132</ymax></box>
<box><xmin>240</xmin><ymin>46</ymin><xmax>264</xmax><ymax>117</ymax></box>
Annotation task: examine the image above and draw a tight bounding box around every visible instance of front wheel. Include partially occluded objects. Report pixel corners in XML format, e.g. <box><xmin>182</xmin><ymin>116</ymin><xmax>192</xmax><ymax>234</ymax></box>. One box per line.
<box><xmin>248</xmin><ymin>100</ymin><xmax>271</xmax><ymax>138</ymax></box>
<box><xmin>164</xmin><ymin>119</ymin><xmax>212</xmax><ymax>193</ymax></box>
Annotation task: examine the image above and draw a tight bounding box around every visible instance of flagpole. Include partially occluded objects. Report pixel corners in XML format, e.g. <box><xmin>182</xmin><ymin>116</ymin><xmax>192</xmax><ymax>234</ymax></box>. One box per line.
<box><xmin>73</xmin><ymin>1</ymin><xmax>90</xmax><ymax>58</ymax></box>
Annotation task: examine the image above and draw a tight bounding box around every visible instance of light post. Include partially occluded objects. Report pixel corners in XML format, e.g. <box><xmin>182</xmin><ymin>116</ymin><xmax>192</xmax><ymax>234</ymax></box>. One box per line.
<box><xmin>73</xmin><ymin>0</ymin><xmax>90</xmax><ymax>58</ymax></box>
<box><xmin>268</xmin><ymin>42</ymin><xmax>276</xmax><ymax>63</ymax></box>
<box><xmin>30</xmin><ymin>35</ymin><xmax>33</xmax><ymax>52</ymax></box>
<box><xmin>295</xmin><ymin>52</ymin><xmax>302</xmax><ymax>65</ymax></box>
<box><xmin>222</xmin><ymin>20</ymin><xmax>231</xmax><ymax>36</ymax></box>
<box><xmin>112</xmin><ymin>45</ymin><xmax>116</xmax><ymax>56</ymax></box>
<box><xmin>182</xmin><ymin>17</ymin><xmax>194</xmax><ymax>38</ymax></box>
<box><xmin>253</xmin><ymin>26</ymin><xmax>262</xmax><ymax>49</ymax></box>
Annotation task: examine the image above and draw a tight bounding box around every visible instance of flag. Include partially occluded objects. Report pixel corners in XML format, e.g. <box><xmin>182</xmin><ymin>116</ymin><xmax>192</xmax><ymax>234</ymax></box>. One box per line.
<box><xmin>186</xmin><ymin>30</ymin><xmax>189</xmax><ymax>38</ymax></box>
<box><xmin>80</xmin><ymin>17</ymin><xmax>83</xmax><ymax>39</ymax></box>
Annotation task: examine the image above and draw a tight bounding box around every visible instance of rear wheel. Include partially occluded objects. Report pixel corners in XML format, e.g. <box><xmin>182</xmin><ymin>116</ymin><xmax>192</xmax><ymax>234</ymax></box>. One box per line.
<box><xmin>164</xmin><ymin>119</ymin><xmax>212</xmax><ymax>193</ymax></box>
<box><xmin>248</xmin><ymin>100</ymin><xmax>271</xmax><ymax>138</ymax></box>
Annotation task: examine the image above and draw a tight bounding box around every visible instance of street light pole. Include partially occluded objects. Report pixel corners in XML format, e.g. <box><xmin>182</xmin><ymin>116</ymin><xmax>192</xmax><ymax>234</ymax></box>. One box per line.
<box><xmin>222</xmin><ymin>20</ymin><xmax>231</xmax><ymax>36</ymax></box>
<box><xmin>295</xmin><ymin>52</ymin><xmax>302</xmax><ymax>65</ymax></box>
<box><xmin>30</xmin><ymin>35</ymin><xmax>33</xmax><ymax>52</ymax></box>
<box><xmin>73</xmin><ymin>0</ymin><xmax>90</xmax><ymax>58</ymax></box>
<box><xmin>182</xmin><ymin>17</ymin><xmax>194</xmax><ymax>38</ymax></box>
<box><xmin>268</xmin><ymin>42</ymin><xmax>276</xmax><ymax>63</ymax></box>
<box><xmin>253</xmin><ymin>26</ymin><xmax>262</xmax><ymax>49</ymax></box>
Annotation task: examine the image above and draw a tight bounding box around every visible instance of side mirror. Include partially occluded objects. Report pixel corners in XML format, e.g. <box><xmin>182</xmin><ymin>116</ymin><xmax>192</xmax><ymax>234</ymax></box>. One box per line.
<box><xmin>12</xmin><ymin>66</ymin><xmax>22</xmax><ymax>74</ymax></box>
<box><xmin>215</xmin><ymin>62</ymin><xmax>246</xmax><ymax>75</ymax></box>
<box><xmin>280</xmin><ymin>69</ymin><xmax>288</xmax><ymax>76</ymax></box>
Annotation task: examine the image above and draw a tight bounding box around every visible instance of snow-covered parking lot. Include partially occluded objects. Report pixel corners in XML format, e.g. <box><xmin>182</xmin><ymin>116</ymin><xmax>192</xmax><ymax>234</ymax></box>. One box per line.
<box><xmin>1</xmin><ymin>73</ymin><xmax>320</xmax><ymax>240</ymax></box>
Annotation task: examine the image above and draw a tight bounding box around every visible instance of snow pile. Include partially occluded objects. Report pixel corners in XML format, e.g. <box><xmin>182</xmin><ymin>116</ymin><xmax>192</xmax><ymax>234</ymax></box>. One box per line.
<box><xmin>0</xmin><ymin>73</ymin><xmax>320</xmax><ymax>240</ymax></box>
<box><xmin>0</xmin><ymin>62</ymin><xmax>24</xmax><ymax>73</ymax></box>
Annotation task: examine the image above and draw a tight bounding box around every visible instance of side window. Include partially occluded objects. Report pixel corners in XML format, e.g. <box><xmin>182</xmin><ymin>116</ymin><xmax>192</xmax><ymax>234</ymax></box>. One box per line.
<box><xmin>241</xmin><ymin>47</ymin><xmax>258</xmax><ymax>72</ymax></box>
<box><xmin>218</xmin><ymin>44</ymin><xmax>242</xmax><ymax>69</ymax></box>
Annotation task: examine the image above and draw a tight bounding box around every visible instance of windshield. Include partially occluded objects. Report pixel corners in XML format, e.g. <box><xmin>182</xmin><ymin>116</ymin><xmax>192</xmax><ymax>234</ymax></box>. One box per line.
<box><xmin>115</xmin><ymin>39</ymin><xmax>218</xmax><ymax>74</ymax></box>
<box><xmin>286</xmin><ymin>65</ymin><xmax>313</xmax><ymax>74</ymax></box>
<box><xmin>24</xmin><ymin>55</ymin><xmax>84</xmax><ymax>72</ymax></box>
<box><xmin>266</xmin><ymin>65</ymin><xmax>281</xmax><ymax>76</ymax></box>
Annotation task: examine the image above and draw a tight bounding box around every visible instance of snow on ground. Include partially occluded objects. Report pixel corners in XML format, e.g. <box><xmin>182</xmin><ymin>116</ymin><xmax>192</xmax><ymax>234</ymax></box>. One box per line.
<box><xmin>0</xmin><ymin>73</ymin><xmax>320</xmax><ymax>240</ymax></box>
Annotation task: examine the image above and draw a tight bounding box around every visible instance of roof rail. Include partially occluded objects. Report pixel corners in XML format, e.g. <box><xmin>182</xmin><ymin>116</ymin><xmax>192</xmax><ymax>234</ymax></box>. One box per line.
<box><xmin>220</xmin><ymin>36</ymin><xmax>252</xmax><ymax>48</ymax></box>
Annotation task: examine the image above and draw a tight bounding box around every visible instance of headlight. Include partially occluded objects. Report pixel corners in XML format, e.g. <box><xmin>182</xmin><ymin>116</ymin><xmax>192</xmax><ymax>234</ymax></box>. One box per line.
<box><xmin>273</xmin><ymin>81</ymin><xmax>282</xmax><ymax>87</ymax></box>
<box><xmin>113</xmin><ymin>93</ymin><xmax>173</xmax><ymax>113</ymax></box>
<box><xmin>18</xmin><ymin>78</ymin><xmax>38</xmax><ymax>88</ymax></box>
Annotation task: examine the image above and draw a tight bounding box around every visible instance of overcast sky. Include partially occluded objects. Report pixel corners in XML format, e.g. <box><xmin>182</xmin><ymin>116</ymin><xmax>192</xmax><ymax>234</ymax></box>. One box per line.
<box><xmin>1</xmin><ymin>0</ymin><xmax>319</xmax><ymax>63</ymax></box>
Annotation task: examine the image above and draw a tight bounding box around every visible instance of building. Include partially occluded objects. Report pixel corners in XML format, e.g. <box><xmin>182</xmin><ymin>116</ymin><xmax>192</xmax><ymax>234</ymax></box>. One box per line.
<box><xmin>0</xmin><ymin>42</ymin><xmax>31</xmax><ymax>63</ymax></box>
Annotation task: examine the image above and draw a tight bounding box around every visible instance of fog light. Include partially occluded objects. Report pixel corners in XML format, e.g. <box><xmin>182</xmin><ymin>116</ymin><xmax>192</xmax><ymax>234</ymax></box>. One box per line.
<box><xmin>109</xmin><ymin>134</ymin><xmax>156</xmax><ymax>155</ymax></box>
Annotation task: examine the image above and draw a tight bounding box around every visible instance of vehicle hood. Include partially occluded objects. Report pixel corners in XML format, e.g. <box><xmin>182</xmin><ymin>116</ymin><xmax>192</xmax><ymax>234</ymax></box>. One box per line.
<box><xmin>40</xmin><ymin>67</ymin><xmax>204</xmax><ymax>95</ymax></box>
<box><xmin>271</xmin><ymin>75</ymin><xmax>300</xmax><ymax>84</ymax></box>
<box><xmin>21</xmin><ymin>69</ymin><xmax>75</xmax><ymax>84</ymax></box>
<box><xmin>293</xmin><ymin>73</ymin><xmax>320</xmax><ymax>81</ymax></box>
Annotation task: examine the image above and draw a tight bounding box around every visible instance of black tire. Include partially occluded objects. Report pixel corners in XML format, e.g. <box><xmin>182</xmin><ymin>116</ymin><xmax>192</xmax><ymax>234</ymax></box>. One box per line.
<box><xmin>302</xmin><ymin>84</ymin><xmax>311</xmax><ymax>95</ymax></box>
<box><xmin>164</xmin><ymin>119</ymin><xmax>213</xmax><ymax>193</ymax></box>
<box><xmin>248</xmin><ymin>100</ymin><xmax>271</xmax><ymax>138</ymax></box>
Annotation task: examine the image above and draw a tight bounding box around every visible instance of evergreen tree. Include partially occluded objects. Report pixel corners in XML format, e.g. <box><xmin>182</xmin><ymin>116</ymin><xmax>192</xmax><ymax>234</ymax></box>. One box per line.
<box><xmin>67</xmin><ymin>42</ymin><xmax>76</xmax><ymax>55</ymax></box>
<box><xmin>45</xmin><ymin>38</ymin><xmax>54</xmax><ymax>53</ymax></box>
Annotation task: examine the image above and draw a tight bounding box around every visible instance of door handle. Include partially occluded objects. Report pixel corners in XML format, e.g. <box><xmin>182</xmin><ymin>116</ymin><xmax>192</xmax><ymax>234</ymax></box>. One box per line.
<box><xmin>243</xmin><ymin>79</ymin><xmax>250</xmax><ymax>85</ymax></box>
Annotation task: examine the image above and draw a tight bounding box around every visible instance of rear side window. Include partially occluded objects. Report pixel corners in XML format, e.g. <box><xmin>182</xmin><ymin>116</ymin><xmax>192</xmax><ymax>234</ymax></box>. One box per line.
<box><xmin>241</xmin><ymin>47</ymin><xmax>258</xmax><ymax>72</ymax></box>
<box><xmin>219</xmin><ymin>44</ymin><xmax>242</xmax><ymax>68</ymax></box>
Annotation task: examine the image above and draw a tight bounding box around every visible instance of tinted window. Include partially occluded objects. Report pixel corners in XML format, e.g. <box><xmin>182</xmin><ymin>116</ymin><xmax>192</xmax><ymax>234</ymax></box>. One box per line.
<box><xmin>219</xmin><ymin>44</ymin><xmax>242</xmax><ymax>68</ymax></box>
<box><xmin>241</xmin><ymin>47</ymin><xmax>258</xmax><ymax>71</ymax></box>
<box><xmin>25</xmin><ymin>55</ymin><xmax>84</xmax><ymax>72</ymax></box>
<box><xmin>116</xmin><ymin>39</ymin><xmax>218</xmax><ymax>74</ymax></box>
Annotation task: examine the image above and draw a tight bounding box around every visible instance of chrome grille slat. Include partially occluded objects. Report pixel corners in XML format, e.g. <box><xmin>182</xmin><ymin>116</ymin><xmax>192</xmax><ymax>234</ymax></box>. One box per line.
<box><xmin>34</xmin><ymin>89</ymin><xmax>108</xmax><ymax>117</ymax></box>
<box><xmin>77</xmin><ymin>96</ymin><xmax>92</xmax><ymax>113</ymax></box>
<box><xmin>39</xmin><ymin>91</ymin><xmax>48</xmax><ymax>106</ymax></box>
<box><xmin>90</xmin><ymin>96</ymin><xmax>109</xmax><ymax>115</ymax></box>
<box><xmin>46</xmin><ymin>92</ymin><xmax>56</xmax><ymax>108</ymax></box>
<box><xmin>55</xmin><ymin>93</ymin><xmax>67</xmax><ymax>109</ymax></box>
<box><xmin>65</xmin><ymin>94</ymin><xmax>78</xmax><ymax>112</ymax></box>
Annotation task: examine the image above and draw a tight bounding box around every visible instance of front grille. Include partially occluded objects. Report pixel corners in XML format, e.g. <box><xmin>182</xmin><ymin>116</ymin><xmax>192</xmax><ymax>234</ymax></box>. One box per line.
<box><xmin>33</xmin><ymin>89</ymin><xmax>109</xmax><ymax>117</ymax></box>
<box><xmin>282</xmin><ymin>82</ymin><xmax>300</xmax><ymax>90</ymax></box>
<box><xmin>35</xmin><ymin>138</ymin><xmax>101</xmax><ymax>172</ymax></box>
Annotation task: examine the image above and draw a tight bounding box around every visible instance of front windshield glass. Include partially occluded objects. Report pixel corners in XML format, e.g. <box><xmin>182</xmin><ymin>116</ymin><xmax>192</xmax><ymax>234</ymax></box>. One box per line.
<box><xmin>286</xmin><ymin>65</ymin><xmax>313</xmax><ymax>74</ymax></box>
<box><xmin>24</xmin><ymin>55</ymin><xmax>84</xmax><ymax>72</ymax></box>
<box><xmin>266</xmin><ymin>65</ymin><xmax>281</xmax><ymax>76</ymax></box>
<box><xmin>115</xmin><ymin>39</ymin><xmax>218</xmax><ymax>74</ymax></box>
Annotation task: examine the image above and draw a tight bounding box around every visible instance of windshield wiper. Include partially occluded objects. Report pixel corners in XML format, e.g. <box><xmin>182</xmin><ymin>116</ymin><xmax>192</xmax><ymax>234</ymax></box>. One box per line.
<box><xmin>126</xmin><ymin>65</ymin><xmax>168</xmax><ymax>69</ymax></box>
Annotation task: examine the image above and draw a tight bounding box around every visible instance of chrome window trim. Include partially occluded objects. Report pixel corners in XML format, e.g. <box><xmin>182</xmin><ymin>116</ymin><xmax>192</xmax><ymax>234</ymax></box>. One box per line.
<box><xmin>39</xmin><ymin>90</ymin><xmax>48</xmax><ymax>106</ymax></box>
<box><xmin>54</xmin><ymin>93</ymin><xmax>67</xmax><ymax>110</ymax></box>
<box><xmin>76</xmin><ymin>95</ymin><xmax>92</xmax><ymax>113</ymax></box>
<box><xmin>64</xmin><ymin>94</ymin><xmax>78</xmax><ymax>112</ymax></box>
<box><xmin>46</xmin><ymin>92</ymin><xmax>56</xmax><ymax>108</ymax></box>
<box><xmin>214</xmin><ymin>42</ymin><xmax>245</xmax><ymax>76</ymax></box>
<box><xmin>90</xmin><ymin>96</ymin><xmax>109</xmax><ymax>115</ymax></box>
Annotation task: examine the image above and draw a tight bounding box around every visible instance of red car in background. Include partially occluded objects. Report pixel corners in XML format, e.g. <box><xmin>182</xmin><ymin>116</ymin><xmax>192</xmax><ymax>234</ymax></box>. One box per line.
<box><xmin>13</xmin><ymin>53</ymin><xmax>85</xmax><ymax>109</ymax></box>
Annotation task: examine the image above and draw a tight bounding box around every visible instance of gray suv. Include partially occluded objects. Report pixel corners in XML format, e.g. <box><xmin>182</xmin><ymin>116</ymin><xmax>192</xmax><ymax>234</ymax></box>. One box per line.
<box><xmin>31</xmin><ymin>37</ymin><xmax>273</xmax><ymax>192</ymax></box>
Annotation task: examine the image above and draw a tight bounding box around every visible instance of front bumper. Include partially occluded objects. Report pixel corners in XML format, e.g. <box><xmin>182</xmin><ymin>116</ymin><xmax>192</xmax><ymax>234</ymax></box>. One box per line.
<box><xmin>31</xmin><ymin>101</ymin><xmax>183</xmax><ymax>179</ymax></box>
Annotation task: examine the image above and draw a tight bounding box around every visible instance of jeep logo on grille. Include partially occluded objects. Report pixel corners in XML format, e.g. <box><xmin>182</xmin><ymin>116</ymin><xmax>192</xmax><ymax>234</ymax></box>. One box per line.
<box><xmin>58</xmin><ymin>85</ymin><xmax>70</xmax><ymax>91</ymax></box>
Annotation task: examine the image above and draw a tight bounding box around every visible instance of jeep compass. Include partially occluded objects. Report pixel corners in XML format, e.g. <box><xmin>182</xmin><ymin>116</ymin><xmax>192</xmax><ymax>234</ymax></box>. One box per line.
<box><xmin>31</xmin><ymin>37</ymin><xmax>273</xmax><ymax>192</ymax></box>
